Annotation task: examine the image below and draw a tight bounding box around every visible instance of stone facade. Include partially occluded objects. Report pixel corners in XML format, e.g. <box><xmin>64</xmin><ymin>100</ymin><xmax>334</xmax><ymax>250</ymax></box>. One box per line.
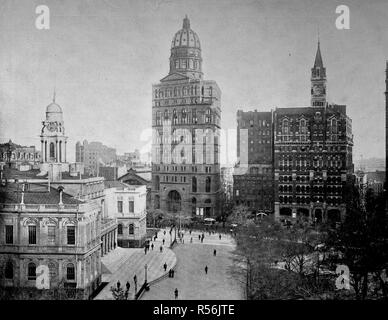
<box><xmin>151</xmin><ymin>16</ymin><xmax>221</xmax><ymax>219</ymax></box>
<box><xmin>0</xmin><ymin>183</ymin><xmax>102</xmax><ymax>300</ymax></box>
<box><xmin>104</xmin><ymin>182</ymin><xmax>147</xmax><ymax>247</ymax></box>
<box><xmin>273</xmin><ymin>43</ymin><xmax>354</xmax><ymax>223</ymax></box>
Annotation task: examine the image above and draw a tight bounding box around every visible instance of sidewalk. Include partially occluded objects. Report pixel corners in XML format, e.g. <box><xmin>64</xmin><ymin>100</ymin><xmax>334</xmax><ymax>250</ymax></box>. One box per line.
<box><xmin>94</xmin><ymin>228</ymin><xmax>177</xmax><ymax>300</ymax></box>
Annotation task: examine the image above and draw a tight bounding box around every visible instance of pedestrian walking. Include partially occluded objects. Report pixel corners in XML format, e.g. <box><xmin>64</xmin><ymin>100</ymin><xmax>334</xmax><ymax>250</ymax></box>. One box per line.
<box><xmin>205</xmin><ymin>265</ymin><xmax>208</xmax><ymax>274</ymax></box>
<box><xmin>151</xmin><ymin>243</ymin><xmax>154</xmax><ymax>250</ymax></box>
<box><xmin>164</xmin><ymin>230</ymin><xmax>166</xmax><ymax>235</ymax></box>
<box><xmin>125</xmin><ymin>290</ymin><xmax>128</xmax><ymax>299</ymax></box>
<box><xmin>168</xmin><ymin>269</ymin><xmax>172</xmax><ymax>277</ymax></box>
<box><xmin>219</xmin><ymin>234</ymin><xmax>221</xmax><ymax>240</ymax></box>
<box><xmin>144</xmin><ymin>246</ymin><xmax>147</xmax><ymax>254</ymax></box>
<box><xmin>190</xmin><ymin>230</ymin><xmax>192</xmax><ymax>235</ymax></box>
<box><xmin>190</xmin><ymin>237</ymin><xmax>193</xmax><ymax>243</ymax></box>
<box><xmin>160</xmin><ymin>245</ymin><xmax>163</xmax><ymax>253</ymax></box>
<box><xmin>213</xmin><ymin>249</ymin><xmax>217</xmax><ymax>256</ymax></box>
<box><xmin>198</xmin><ymin>234</ymin><xmax>201</xmax><ymax>240</ymax></box>
<box><xmin>133</xmin><ymin>275</ymin><xmax>137</xmax><ymax>285</ymax></box>
<box><xmin>126</xmin><ymin>281</ymin><xmax>130</xmax><ymax>291</ymax></box>
<box><xmin>117</xmin><ymin>280</ymin><xmax>121</xmax><ymax>289</ymax></box>
<box><xmin>174</xmin><ymin>288</ymin><xmax>179</xmax><ymax>299</ymax></box>
<box><xmin>182</xmin><ymin>238</ymin><xmax>184</xmax><ymax>244</ymax></box>
<box><xmin>163</xmin><ymin>262</ymin><xmax>167</xmax><ymax>272</ymax></box>
<box><xmin>163</xmin><ymin>238</ymin><xmax>165</xmax><ymax>245</ymax></box>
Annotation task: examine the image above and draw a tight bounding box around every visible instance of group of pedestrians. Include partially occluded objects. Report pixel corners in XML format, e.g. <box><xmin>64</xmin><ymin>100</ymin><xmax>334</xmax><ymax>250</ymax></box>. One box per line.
<box><xmin>116</xmin><ymin>274</ymin><xmax>138</xmax><ymax>300</ymax></box>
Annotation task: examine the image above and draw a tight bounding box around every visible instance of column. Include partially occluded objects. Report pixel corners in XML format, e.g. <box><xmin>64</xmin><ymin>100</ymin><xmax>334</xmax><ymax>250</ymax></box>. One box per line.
<box><xmin>45</xmin><ymin>141</ymin><xmax>47</xmax><ymax>162</ymax></box>
<box><xmin>65</xmin><ymin>141</ymin><xmax>67</xmax><ymax>162</ymax></box>
<box><xmin>55</xmin><ymin>141</ymin><xmax>58</xmax><ymax>162</ymax></box>
<box><xmin>41</xmin><ymin>140</ymin><xmax>44</xmax><ymax>163</ymax></box>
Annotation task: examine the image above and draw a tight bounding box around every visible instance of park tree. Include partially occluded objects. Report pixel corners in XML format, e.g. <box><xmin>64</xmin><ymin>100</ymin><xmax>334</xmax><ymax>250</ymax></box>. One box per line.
<box><xmin>327</xmin><ymin>187</ymin><xmax>388</xmax><ymax>299</ymax></box>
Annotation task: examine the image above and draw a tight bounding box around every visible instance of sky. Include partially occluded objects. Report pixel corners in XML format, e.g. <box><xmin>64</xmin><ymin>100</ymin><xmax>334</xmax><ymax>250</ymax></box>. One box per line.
<box><xmin>0</xmin><ymin>0</ymin><xmax>387</xmax><ymax>164</ymax></box>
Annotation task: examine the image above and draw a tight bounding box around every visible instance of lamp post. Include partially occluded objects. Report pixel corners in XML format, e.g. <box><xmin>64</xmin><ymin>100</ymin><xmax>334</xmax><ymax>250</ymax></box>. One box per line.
<box><xmin>144</xmin><ymin>264</ymin><xmax>148</xmax><ymax>284</ymax></box>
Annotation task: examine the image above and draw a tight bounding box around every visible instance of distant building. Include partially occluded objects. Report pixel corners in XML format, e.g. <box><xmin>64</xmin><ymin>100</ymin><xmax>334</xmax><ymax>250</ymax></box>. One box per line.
<box><xmin>220</xmin><ymin>167</ymin><xmax>234</xmax><ymax>201</ymax></box>
<box><xmin>118</xmin><ymin>168</ymin><xmax>152</xmax><ymax>210</ymax></box>
<box><xmin>0</xmin><ymin>140</ymin><xmax>41</xmax><ymax>170</ymax></box>
<box><xmin>75</xmin><ymin>140</ymin><xmax>116</xmax><ymax>176</ymax></box>
<box><xmin>233</xmin><ymin>110</ymin><xmax>274</xmax><ymax>213</ymax></box>
<box><xmin>104</xmin><ymin>181</ymin><xmax>147</xmax><ymax>247</ymax></box>
<box><xmin>99</xmin><ymin>166</ymin><xmax>119</xmax><ymax>181</ymax></box>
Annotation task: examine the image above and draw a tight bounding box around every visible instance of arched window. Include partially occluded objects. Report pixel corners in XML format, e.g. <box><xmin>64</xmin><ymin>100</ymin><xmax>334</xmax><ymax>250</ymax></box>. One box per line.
<box><xmin>28</xmin><ymin>263</ymin><xmax>36</xmax><ymax>280</ymax></box>
<box><xmin>205</xmin><ymin>177</ymin><xmax>211</xmax><ymax>193</ymax></box>
<box><xmin>67</xmin><ymin>263</ymin><xmax>75</xmax><ymax>280</ymax></box>
<box><xmin>182</xmin><ymin>109</ymin><xmax>187</xmax><ymax>124</ymax></box>
<box><xmin>50</xmin><ymin>142</ymin><xmax>55</xmax><ymax>159</ymax></box>
<box><xmin>155</xmin><ymin>175</ymin><xmax>160</xmax><ymax>191</ymax></box>
<box><xmin>118</xmin><ymin>224</ymin><xmax>123</xmax><ymax>235</ymax></box>
<box><xmin>192</xmin><ymin>177</ymin><xmax>197</xmax><ymax>193</ymax></box>
<box><xmin>5</xmin><ymin>261</ymin><xmax>13</xmax><ymax>279</ymax></box>
<box><xmin>128</xmin><ymin>224</ymin><xmax>134</xmax><ymax>235</ymax></box>
<box><xmin>331</xmin><ymin>118</ymin><xmax>338</xmax><ymax>134</ymax></box>
<box><xmin>173</xmin><ymin>109</ymin><xmax>177</xmax><ymax>124</ymax></box>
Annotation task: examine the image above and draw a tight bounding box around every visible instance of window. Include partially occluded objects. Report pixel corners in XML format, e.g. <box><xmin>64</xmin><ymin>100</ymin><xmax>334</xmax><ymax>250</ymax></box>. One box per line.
<box><xmin>28</xmin><ymin>263</ymin><xmax>36</xmax><ymax>280</ymax></box>
<box><xmin>128</xmin><ymin>201</ymin><xmax>134</xmax><ymax>213</ymax></box>
<box><xmin>28</xmin><ymin>225</ymin><xmax>36</xmax><ymax>245</ymax></box>
<box><xmin>128</xmin><ymin>224</ymin><xmax>134</xmax><ymax>235</ymax></box>
<box><xmin>67</xmin><ymin>263</ymin><xmax>75</xmax><ymax>280</ymax></box>
<box><xmin>50</xmin><ymin>142</ymin><xmax>55</xmax><ymax>159</ymax></box>
<box><xmin>67</xmin><ymin>226</ymin><xmax>75</xmax><ymax>245</ymax></box>
<box><xmin>205</xmin><ymin>177</ymin><xmax>211</xmax><ymax>193</ymax></box>
<box><xmin>48</xmin><ymin>226</ymin><xmax>56</xmax><ymax>244</ymax></box>
<box><xmin>49</xmin><ymin>263</ymin><xmax>56</xmax><ymax>280</ymax></box>
<box><xmin>117</xmin><ymin>200</ymin><xmax>123</xmax><ymax>213</ymax></box>
<box><xmin>192</xmin><ymin>177</ymin><xmax>197</xmax><ymax>193</ymax></box>
<box><xmin>5</xmin><ymin>225</ymin><xmax>13</xmax><ymax>244</ymax></box>
<box><xmin>5</xmin><ymin>261</ymin><xmax>13</xmax><ymax>279</ymax></box>
<box><xmin>118</xmin><ymin>224</ymin><xmax>123</xmax><ymax>235</ymax></box>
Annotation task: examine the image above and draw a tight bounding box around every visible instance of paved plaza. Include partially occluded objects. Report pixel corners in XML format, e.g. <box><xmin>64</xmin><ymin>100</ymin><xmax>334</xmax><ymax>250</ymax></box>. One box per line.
<box><xmin>141</xmin><ymin>229</ymin><xmax>244</xmax><ymax>300</ymax></box>
<box><xmin>95</xmin><ymin>229</ymin><xmax>176</xmax><ymax>300</ymax></box>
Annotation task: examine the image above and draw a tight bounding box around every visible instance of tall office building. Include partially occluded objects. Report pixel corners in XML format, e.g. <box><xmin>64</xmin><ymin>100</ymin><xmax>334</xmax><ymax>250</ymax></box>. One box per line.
<box><xmin>151</xmin><ymin>16</ymin><xmax>221</xmax><ymax>218</ymax></box>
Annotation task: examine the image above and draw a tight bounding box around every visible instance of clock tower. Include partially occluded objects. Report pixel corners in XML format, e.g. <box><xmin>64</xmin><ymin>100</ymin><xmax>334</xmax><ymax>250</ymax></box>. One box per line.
<box><xmin>40</xmin><ymin>92</ymin><xmax>68</xmax><ymax>168</ymax></box>
<box><xmin>311</xmin><ymin>41</ymin><xmax>327</xmax><ymax>107</ymax></box>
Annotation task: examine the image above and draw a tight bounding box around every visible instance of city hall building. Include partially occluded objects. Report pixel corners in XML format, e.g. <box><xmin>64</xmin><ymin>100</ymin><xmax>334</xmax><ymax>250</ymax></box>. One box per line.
<box><xmin>151</xmin><ymin>16</ymin><xmax>221</xmax><ymax>218</ymax></box>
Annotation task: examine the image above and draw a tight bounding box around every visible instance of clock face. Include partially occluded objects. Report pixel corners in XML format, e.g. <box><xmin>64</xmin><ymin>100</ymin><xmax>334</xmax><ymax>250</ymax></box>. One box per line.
<box><xmin>47</xmin><ymin>122</ymin><xmax>57</xmax><ymax>132</ymax></box>
<box><xmin>313</xmin><ymin>85</ymin><xmax>322</xmax><ymax>95</ymax></box>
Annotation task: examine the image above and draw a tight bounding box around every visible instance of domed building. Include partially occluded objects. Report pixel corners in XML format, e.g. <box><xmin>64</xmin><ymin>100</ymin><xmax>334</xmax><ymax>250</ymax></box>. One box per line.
<box><xmin>39</xmin><ymin>92</ymin><xmax>68</xmax><ymax>174</ymax></box>
<box><xmin>151</xmin><ymin>16</ymin><xmax>222</xmax><ymax>218</ymax></box>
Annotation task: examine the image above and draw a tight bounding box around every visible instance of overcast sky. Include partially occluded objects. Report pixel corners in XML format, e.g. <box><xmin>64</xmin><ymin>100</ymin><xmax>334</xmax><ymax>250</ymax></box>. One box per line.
<box><xmin>0</xmin><ymin>0</ymin><xmax>387</xmax><ymax>163</ymax></box>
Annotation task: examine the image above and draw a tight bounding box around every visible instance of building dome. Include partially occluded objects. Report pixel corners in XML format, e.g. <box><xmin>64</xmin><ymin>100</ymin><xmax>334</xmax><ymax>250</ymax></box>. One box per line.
<box><xmin>45</xmin><ymin>98</ymin><xmax>63</xmax><ymax>122</ymax></box>
<box><xmin>46</xmin><ymin>102</ymin><xmax>62</xmax><ymax>114</ymax></box>
<box><xmin>169</xmin><ymin>16</ymin><xmax>203</xmax><ymax>79</ymax></box>
<box><xmin>171</xmin><ymin>16</ymin><xmax>201</xmax><ymax>49</ymax></box>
